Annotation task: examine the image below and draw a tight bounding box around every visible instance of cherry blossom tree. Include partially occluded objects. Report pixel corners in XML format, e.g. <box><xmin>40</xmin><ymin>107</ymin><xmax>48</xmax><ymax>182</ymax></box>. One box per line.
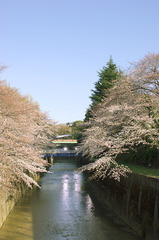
<box><xmin>79</xmin><ymin>53</ymin><xmax>159</xmax><ymax>181</ymax></box>
<box><xmin>128</xmin><ymin>52</ymin><xmax>159</xmax><ymax>96</ymax></box>
<box><xmin>0</xmin><ymin>66</ymin><xmax>55</xmax><ymax>193</ymax></box>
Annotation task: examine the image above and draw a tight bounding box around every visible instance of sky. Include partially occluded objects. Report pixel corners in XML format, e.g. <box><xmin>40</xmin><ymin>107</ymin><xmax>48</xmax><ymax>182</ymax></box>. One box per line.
<box><xmin>0</xmin><ymin>0</ymin><xmax>159</xmax><ymax>123</ymax></box>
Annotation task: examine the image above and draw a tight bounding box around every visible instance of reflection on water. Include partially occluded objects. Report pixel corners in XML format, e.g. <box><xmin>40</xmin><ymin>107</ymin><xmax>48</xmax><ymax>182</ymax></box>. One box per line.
<box><xmin>0</xmin><ymin>158</ymin><xmax>142</xmax><ymax>240</ymax></box>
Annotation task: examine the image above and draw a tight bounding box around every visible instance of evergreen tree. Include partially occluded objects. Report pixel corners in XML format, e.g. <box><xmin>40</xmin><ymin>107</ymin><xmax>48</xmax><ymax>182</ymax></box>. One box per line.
<box><xmin>85</xmin><ymin>57</ymin><xmax>121</xmax><ymax>121</ymax></box>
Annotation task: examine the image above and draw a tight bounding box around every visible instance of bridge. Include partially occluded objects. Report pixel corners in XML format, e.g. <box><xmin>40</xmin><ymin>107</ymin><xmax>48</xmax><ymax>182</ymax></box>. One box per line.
<box><xmin>44</xmin><ymin>136</ymin><xmax>82</xmax><ymax>158</ymax></box>
<box><xmin>44</xmin><ymin>149</ymin><xmax>82</xmax><ymax>158</ymax></box>
<box><xmin>51</xmin><ymin>149</ymin><xmax>82</xmax><ymax>157</ymax></box>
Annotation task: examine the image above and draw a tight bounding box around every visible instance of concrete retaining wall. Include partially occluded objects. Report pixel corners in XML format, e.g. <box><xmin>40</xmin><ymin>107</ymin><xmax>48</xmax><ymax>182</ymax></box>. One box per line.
<box><xmin>0</xmin><ymin>156</ymin><xmax>54</xmax><ymax>229</ymax></box>
<box><xmin>0</xmin><ymin>173</ymin><xmax>40</xmax><ymax>228</ymax></box>
<box><xmin>87</xmin><ymin>172</ymin><xmax>159</xmax><ymax>240</ymax></box>
<box><xmin>0</xmin><ymin>184</ymin><xmax>27</xmax><ymax>228</ymax></box>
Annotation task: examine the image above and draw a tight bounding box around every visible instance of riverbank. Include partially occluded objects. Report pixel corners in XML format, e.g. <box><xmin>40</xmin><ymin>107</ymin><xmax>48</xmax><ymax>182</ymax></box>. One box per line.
<box><xmin>0</xmin><ymin>155</ymin><xmax>55</xmax><ymax>229</ymax></box>
<box><xmin>85</xmin><ymin>171</ymin><xmax>159</xmax><ymax>240</ymax></box>
<box><xmin>0</xmin><ymin>173</ymin><xmax>41</xmax><ymax>229</ymax></box>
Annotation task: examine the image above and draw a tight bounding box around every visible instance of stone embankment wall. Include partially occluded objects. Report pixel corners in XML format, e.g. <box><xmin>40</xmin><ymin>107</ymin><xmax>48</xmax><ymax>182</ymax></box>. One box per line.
<box><xmin>0</xmin><ymin>182</ymin><xmax>28</xmax><ymax>228</ymax></box>
<box><xmin>0</xmin><ymin>173</ymin><xmax>41</xmax><ymax>228</ymax></box>
<box><xmin>0</xmin><ymin>156</ymin><xmax>53</xmax><ymax>229</ymax></box>
<box><xmin>87</xmin><ymin>172</ymin><xmax>159</xmax><ymax>240</ymax></box>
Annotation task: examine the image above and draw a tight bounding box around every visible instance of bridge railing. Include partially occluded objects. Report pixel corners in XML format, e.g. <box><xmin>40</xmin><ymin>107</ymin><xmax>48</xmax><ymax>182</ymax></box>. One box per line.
<box><xmin>52</xmin><ymin>149</ymin><xmax>77</xmax><ymax>154</ymax></box>
<box><xmin>44</xmin><ymin>148</ymin><xmax>82</xmax><ymax>158</ymax></box>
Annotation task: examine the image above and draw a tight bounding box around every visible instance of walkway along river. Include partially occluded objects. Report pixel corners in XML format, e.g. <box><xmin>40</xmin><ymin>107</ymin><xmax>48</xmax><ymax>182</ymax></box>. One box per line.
<box><xmin>0</xmin><ymin>157</ymin><xmax>142</xmax><ymax>240</ymax></box>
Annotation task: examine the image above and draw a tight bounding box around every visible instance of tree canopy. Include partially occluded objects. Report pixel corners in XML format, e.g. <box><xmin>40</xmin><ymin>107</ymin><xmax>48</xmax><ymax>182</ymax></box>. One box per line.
<box><xmin>0</xmin><ymin>65</ymin><xmax>56</xmax><ymax>193</ymax></box>
<box><xmin>85</xmin><ymin>57</ymin><xmax>121</xmax><ymax>121</ymax></box>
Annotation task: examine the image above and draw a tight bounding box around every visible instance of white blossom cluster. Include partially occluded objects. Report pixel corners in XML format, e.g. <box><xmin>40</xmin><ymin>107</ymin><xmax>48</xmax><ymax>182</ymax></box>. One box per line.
<box><xmin>79</xmin><ymin>53</ymin><xmax>159</xmax><ymax>181</ymax></box>
<box><xmin>0</xmin><ymin>69</ymin><xmax>56</xmax><ymax>193</ymax></box>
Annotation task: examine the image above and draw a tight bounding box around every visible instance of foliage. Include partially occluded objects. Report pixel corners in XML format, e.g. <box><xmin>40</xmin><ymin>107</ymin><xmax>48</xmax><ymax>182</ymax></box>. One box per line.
<box><xmin>55</xmin><ymin>123</ymin><xmax>72</xmax><ymax>136</ymax></box>
<box><xmin>0</xmin><ymin>66</ymin><xmax>55</xmax><ymax>193</ymax></box>
<box><xmin>80</xmin><ymin>53</ymin><xmax>159</xmax><ymax>181</ymax></box>
<box><xmin>85</xmin><ymin>57</ymin><xmax>122</xmax><ymax>121</ymax></box>
<box><xmin>117</xmin><ymin>159</ymin><xmax>159</xmax><ymax>179</ymax></box>
<box><xmin>69</xmin><ymin>120</ymin><xmax>84</xmax><ymax>141</ymax></box>
<box><xmin>116</xmin><ymin>144</ymin><xmax>159</xmax><ymax>168</ymax></box>
<box><xmin>127</xmin><ymin>52</ymin><xmax>159</xmax><ymax>96</ymax></box>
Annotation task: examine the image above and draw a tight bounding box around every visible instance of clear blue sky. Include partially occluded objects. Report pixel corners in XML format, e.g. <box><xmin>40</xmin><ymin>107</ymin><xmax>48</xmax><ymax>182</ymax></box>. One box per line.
<box><xmin>0</xmin><ymin>0</ymin><xmax>158</xmax><ymax>123</ymax></box>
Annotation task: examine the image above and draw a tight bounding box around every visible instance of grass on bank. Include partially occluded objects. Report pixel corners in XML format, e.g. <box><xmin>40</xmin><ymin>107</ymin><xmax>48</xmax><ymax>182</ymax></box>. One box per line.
<box><xmin>118</xmin><ymin>160</ymin><xmax>159</xmax><ymax>178</ymax></box>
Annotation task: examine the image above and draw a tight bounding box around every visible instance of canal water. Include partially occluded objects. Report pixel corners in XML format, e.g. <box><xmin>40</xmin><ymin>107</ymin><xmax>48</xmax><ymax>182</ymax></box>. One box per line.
<box><xmin>0</xmin><ymin>158</ymin><xmax>142</xmax><ymax>240</ymax></box>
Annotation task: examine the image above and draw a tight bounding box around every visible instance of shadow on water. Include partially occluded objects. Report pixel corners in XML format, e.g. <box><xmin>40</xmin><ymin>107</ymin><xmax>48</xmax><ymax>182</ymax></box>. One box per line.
<box><xmin>0</xmin><ymin>157</ymin><xmax>142</xmax><ymax>240</ymax></box>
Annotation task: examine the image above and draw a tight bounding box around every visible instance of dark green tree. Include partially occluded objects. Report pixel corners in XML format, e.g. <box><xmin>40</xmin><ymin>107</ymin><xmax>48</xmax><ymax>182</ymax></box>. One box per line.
<box><xmin>85</xmin><ymin>57</ymin><xmax>122</xmax><ymax>121</ymax></box>
<box><xmin>70</xmin><ymin>120</ymin><xmax>84</xmax><ymax>142</ymax></box>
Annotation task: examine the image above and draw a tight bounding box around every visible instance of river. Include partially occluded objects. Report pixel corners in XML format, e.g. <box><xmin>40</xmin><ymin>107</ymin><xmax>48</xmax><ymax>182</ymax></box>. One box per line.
<box><xmin>0</xmin><ymin>157</ymin><xmax>142</xmax><ymax>240</ymax></box>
